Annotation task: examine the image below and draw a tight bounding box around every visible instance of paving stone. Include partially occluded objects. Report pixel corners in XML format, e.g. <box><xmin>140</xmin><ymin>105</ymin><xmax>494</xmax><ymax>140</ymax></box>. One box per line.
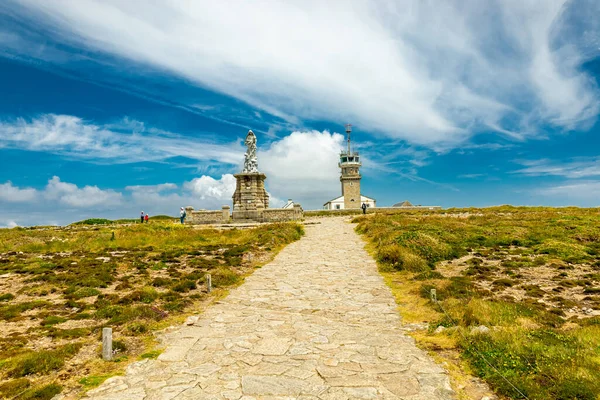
<box><xmin>83</xmin><ymin>217</ymin><xmax>454</xmax><ymax>400</ymax></box>
<box><xmin>241</xmin><ymin>375</ymin><xmax>309</xmax><ymax>396</ymax></box>
<box><xmin>252</xmin><ymin>338</ymin><xmax>292</xmax><ymax>356</ymax></box>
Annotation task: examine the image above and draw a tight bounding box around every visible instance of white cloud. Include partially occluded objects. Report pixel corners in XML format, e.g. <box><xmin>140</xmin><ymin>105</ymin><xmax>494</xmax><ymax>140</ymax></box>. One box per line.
<box><xmin>44</xmin><ymin>176</ymin><xmax>122</xmax><ymax>207</ymax></box>
<box><xmin>184</xmin><ymin>174</ymin><xmax>236</xmax><ymax>203</ymax></box>
<box><xmin>259</xmin><ymin>130</ymin><xmax>344</xmax><ymax>204</ymax></box>
<box><xmin>0</xmin><ymin>114</ymin><xmax>243</xmax><ymax>165</ymax></box>
<box><xmin>8</xmin><ymin>0</ymin><xmax>600</xmax><ymax>147</ymax></box>
<box><xmin>0</xmin><ymin>176</ymin><xmax>122</xmax><ymax>208</ymax></box>
<box><xmin>0</xmin><ymin>181</ymin><xmax>38</xmax><ymax>202</ymax></box>
<box><xmin>535</xmin><ymin>180</ymin><xmax>600</xmax><ymax>204</ymax></box>
<box><xmin>514</xmin><ymin>158</ymin><xmax>600</xmax><ymax>178</ymax></box>
<box><xmin>124</xmin><ymin>175</ymin><xmax>237</xmax><ymax>213</ymax></box>
<box><xmin>0</xmin><ymin>220</ymin><xmax>19</xmax><ymax>229</ymax></box>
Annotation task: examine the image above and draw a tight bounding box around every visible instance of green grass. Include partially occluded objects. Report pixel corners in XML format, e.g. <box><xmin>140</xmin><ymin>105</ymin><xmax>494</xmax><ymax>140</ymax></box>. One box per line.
<box><xmin>139</xmin><ymin>350</ymin><xmax>162</xmax><ymax>359</ymax></box>
<box><xmin>355</xmin><ymin>206</ymin><xmax>600</xmax><ymax>400</ymax></box>
<box><xmin>0</xmin><ymin>378</ymin><xmax>31</xmax><ymax>398</ymax></box>
<box><xmin>20</xmin><ymin>383</ymin><xmax>62</xmax><ymax>400</ymax></box>
<box><xmin>0</xmin><ymin>293</ymin><xmax>15</xmax><ymax>301</ymax></box>
<box><xmin>7</xmin><ymin>343</ymin><xmax>82</xmax><ymax>377</ymax></box>
<box><xmin>0</xmin><ymin>219</ymin><xmax>304</xmax><ymax>396</ymax></box>
<box><xmin>0</xmin><ymin>300</ymin><xmax>50</xmax><ymax>321</ymax></box>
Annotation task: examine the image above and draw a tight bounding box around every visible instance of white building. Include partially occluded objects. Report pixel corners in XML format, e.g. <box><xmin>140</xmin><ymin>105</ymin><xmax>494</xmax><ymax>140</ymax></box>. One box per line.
<box><xmin>282</xmin><ymin>199</ymin><xmax>296</xmax><ymax>209</ymax></box>
<box><xmin>323</xmin><ymin>195</ymin><xmax>376</xmax><ymax>210</ymax></box>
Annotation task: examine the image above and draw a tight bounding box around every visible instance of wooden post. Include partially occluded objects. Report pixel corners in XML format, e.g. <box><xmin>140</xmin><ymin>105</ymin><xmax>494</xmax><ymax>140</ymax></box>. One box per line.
<box><xmin>102</xmin><ymin>327</ymin><xmax>113</xmax><ymax>361</ymax></box>
<box><xmin>206</xmin><ymin>274</ymin><xmax>212</xmax><ymax>293</ymax></box>
<box><xmin>430</xmin><ymin>289</ymin><xmax>437</xmax><ymax>303</ymax></box>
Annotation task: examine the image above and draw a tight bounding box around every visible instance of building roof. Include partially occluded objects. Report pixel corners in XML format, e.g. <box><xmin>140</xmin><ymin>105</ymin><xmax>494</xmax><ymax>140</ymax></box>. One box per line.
<box><xmin>323</xmin><ymin>194</ymin><xmax>376</xmax><ymax>206</ymax></box>
<box><xmin>392</xmin><ymin>200</ymin><xmax>413</xmax><ymax>207</ymax></box>
<box><xmin>323</xmin><ymin>195</ymin><xmax>343</xmax><ymax>206</ymax></box>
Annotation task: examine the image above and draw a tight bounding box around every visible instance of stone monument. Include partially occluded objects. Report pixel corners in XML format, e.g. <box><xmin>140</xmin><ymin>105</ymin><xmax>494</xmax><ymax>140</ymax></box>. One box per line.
<box><xmin>232</xmin><ymin>130</ymin><xmax>269</xmax><ymax>221</ymax></box>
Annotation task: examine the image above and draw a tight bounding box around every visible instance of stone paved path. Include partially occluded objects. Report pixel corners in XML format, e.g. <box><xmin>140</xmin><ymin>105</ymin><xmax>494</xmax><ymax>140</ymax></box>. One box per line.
<box><xmin>85</xmin><ymin>217</ymin><xmax>454</xmax><ymax>400</ymax></box>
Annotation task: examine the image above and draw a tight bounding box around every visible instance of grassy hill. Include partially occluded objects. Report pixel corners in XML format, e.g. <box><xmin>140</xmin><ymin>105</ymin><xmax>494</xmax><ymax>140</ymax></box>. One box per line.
<box><xmin>0</xmin><ymin>220</ymin><xmax>303</xmax><ymax>399</ymax></box>
<box><xmin>355</xmin><ymin>206</ymin><xmax>600</xmax><ymax>400</ymax></box>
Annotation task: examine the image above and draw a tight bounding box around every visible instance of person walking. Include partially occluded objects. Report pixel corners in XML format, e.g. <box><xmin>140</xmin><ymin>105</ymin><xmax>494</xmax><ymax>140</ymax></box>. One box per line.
<box><xmin>180</xmin><ymin>207</ymin><xmax>186</xmax><ymax>224</ymax></box>
<box><xmin>145</xmin><ymin>213</ymin><xmax>149</xmax><ymax>223</ymax></box>
<box><xmin>361</xmin><ymin>202</ymin><xmax>367</xmax><ymax>214</ymax></box>
<box><xmin>140</xmin><ymin>211</ymin><xmax>144</xmax><ymax>224</ymax></box>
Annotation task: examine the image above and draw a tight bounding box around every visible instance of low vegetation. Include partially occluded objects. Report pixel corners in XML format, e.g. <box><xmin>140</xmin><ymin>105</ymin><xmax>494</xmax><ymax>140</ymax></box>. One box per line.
<box><xmin>0</xmin><ymin>219</ymin><xmax>303</xmax><ymax>398</ymax></box>
<box><xmin>355</xmin><ymin>206</ymin><xmax>600</xmax><ymax>400</ymax></box>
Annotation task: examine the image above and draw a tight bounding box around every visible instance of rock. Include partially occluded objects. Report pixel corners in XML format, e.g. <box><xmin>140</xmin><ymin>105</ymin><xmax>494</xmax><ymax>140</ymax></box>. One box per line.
<box><xmin>251</xmin><ymin>338</ymin><xmax>291</xmax><ymax>356</ymax></box>
<box><xmin>470</xmin><ymin>325</ymin><xmax>490</xmax><ymax>335</ymax></box>
<box><xmin>241</xmin><ymin>375</ymin><xmax>308</xmax><ymax>396</ymax></box>
<box><xmin>185</xmin><ymin>316</ymin><xmax>199</xmax><ymax>325</ymax></box>
<box><xmin>434</xmin><ymin>326</ymin><xmax>447</xmax><ymax>334</ymax></box>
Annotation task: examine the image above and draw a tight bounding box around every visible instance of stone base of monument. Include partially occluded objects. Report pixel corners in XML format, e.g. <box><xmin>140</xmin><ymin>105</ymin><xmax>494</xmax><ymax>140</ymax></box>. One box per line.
<box><xmin>232</xmin><ymin>173</ymin><xmax>269</xmax><ymax>221</ymax></box>
<box><xmin>184</xmin><ymin>129</ymin><xmax>304</xmax><ymax>224</ymax></box>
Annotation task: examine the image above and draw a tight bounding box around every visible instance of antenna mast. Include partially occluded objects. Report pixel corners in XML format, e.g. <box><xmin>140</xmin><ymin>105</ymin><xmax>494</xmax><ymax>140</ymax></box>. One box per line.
<box><xmin>345</xmin><ymin>123</ymin><xmax>352</xmax><ymax>154</ymax></box>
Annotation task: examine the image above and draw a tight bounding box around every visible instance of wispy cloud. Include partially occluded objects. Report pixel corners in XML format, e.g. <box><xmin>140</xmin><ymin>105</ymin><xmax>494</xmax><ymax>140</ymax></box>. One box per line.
<box><xmin>459</xmin><ymin>174</ymin><xmax>485</xmax><ymax>179</ymax></box>
<box><xmin>5</xmin><ymin>0</ymin><xmax>599</xmax><ymax>148</ymax></box>
<box><xmin>535</xmin><ymin>180</ymin><xmax>600</xmax><ymax>203</ymax></box>
<box><xmin>514</xmin><ymin>157</ymin><xmax>600</xmax><ymax>178</ymax></box>
<box><xmin>0</xmin><ymin>114</ymin><xmax>243</xmax><ymax>165</ymax></box>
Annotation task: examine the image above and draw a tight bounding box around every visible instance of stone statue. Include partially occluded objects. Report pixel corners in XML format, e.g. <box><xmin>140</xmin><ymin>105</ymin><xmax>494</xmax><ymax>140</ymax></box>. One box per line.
<box><xmin>243</xmin><ymin>130</ymin><xmax>259</xmax><ymax>173</ymax></box>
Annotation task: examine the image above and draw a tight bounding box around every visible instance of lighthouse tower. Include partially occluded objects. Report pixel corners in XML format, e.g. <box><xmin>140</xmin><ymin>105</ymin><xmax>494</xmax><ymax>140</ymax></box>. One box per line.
<box><xmin>339</xmin><ymin>124</ymin><xmax>362</xmax><ymax>209</ymax></box>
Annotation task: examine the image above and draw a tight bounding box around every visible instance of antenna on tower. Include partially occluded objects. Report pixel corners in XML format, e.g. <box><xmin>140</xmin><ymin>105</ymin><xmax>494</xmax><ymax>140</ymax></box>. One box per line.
<box><xmin>345</xmin><ymin>123</ymin><xmax>352</xmax><ymax>154</ymax></box>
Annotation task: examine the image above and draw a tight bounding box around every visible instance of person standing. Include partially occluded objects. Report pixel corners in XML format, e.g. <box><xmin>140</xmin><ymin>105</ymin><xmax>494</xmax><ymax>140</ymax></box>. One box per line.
<box><xmin>361</xmin><ymin>202</ymin><xmax>367</xmax><ymax>214</ymax></box>
<box><xmin>140</xmin><ymin>211</ymin><xmax>144</xmax><ymax>223</ymax></box>
<box><xmin>180</xmin><ymin>207</ymin><xmax>186</xmax><ymax>224</ymax></box>
<box><xmin>145</xmin><ymin>213</ymin><xmax>149</xmax><ymax>223</ymax></box>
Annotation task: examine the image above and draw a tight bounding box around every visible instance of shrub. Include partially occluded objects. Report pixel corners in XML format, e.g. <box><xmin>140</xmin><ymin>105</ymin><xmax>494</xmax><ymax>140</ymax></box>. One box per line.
<box><xmin>73</xmin><ymin>219</ymin><xmax>112</xmax><ymax>225</ymax></box>
<box><xmin>0</xmin><ymin>293</ymin><xmax>15</xmax><ymax>301</ymax></box>
<box><xmin>79</xmin><ymin>375</ymin><xmax>111</xmax><ymax>388</ymax></box>
<box><xmin>104</xmin><ymin>305</ymin><xmax>166</xmax><ymax>325</ymax></box>
<box><xmin>127</xmin><ymin>322</ymin><xmax>148</xmax><ymax>334</ymax></box>
<box><xmin>8</xmin><ymin>343</ymin><xmax>82</xmax><ymax>377</ymax></box>
<box><xmin>0</xmin><ymin>301</ymin><xmax>49</xmax><ymax>321</ymax></box>
<box><xmin>21</xmin><ymin>383</ymin><xmax>62</xmax><ymax>400</ymax></box>
<box><xmin>535</xmin><ymin>240</ymin><xmax>589</xmax><ymax>263</ymax></box>
<box><xmin>377</xmin><ymin>243</ymin><xmax>428</xmax><ymax>272</ymax></box>
<box><xmin>119</xmin><ymin>287</ymin><xmax>158</xmax><ymax>304</ymax></box>
<box><xmin>492</xmin><ymin>278</ymin><xmax>516</xmax><ymax>288</ymax></box>
<box><xmin>396</xmin><ymin>231</ymin><xmax>454</xmax><ymax>265</ymax></box>
<box><xmin>140</xmin><ymin>350</ymin><xmax>161</xmax><ymax>359</ymax></box>
<box><xmin>211</xmin><ymin>268</ymin><xmax>241</xmax><ymax>287</ymax></box>
<box><xmin>0</xmin><ymin>378</ymin><xmax>31</xmax><ymax>398</ymax></box>
<box><xmin>151</xmin><ymin>277</ymin><xmax>171</xmax><ymax>287</ymax></box>
<box><xmin>70</xmin><ymin>287</ymin><xmax>101</xmax><ymax>299</ymax></box>
<box><xmin>171</xmin><ymin>280</ymin><xmax>196</xmax><ymax>293</ymax></box>
<box><xmin>40</xmin><ymin>316</ymin><xmax>67</xmax><ymax>326</ymax></box>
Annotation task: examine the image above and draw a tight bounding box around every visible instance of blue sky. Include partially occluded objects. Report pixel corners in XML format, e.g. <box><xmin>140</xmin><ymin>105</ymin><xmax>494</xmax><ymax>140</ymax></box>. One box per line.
<box><xmin>1</xmin><ymin>0</ymin><xmax>600</xmax><ymax>226</ymax></box>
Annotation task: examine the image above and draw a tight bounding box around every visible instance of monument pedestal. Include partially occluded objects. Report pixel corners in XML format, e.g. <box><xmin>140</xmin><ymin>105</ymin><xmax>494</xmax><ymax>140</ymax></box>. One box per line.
<box><xmin>232</xmin><ymin>173</ymin><xmax>269</xmax><ymax>221</ymax></box>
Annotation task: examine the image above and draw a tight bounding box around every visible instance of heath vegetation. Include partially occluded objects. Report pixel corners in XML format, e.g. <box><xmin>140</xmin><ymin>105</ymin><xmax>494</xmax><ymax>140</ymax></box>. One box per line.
<box><xmin>355</xmin><ymin>206</ymin><xmax>600</xmax><ymax>400</ymax></box>
<box><xmin>0</xmin><ymin>219</ymin><xmax>303</xmax><ymax>399</ymax></box>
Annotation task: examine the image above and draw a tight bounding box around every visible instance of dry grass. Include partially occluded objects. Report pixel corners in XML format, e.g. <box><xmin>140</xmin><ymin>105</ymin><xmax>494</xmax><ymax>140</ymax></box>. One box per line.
<box><xmin>0</xmin><ymin>220</ymin><xmax>304</xmax><ymax>399</ymax></box>
<box><xmin>355</xmin><ymin>206</ymin><xmax>600</xmax><ymax>400</ymax></box>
